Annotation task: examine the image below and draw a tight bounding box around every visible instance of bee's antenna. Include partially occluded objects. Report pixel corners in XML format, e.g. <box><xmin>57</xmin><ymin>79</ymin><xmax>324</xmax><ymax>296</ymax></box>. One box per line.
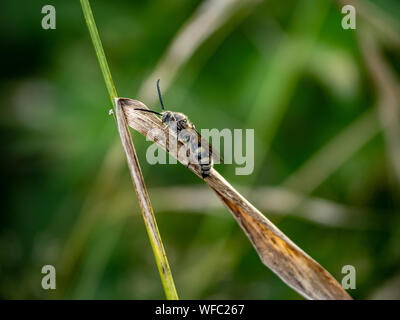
<box><xmin>157</xmin><ymin>79</ymin><xmax>165</xmax><ymax>110</ymax></box>
<box><xmin>134</xmin><ymin>108</ymin><xmax>162</xmax><ymax>116</ymax></box>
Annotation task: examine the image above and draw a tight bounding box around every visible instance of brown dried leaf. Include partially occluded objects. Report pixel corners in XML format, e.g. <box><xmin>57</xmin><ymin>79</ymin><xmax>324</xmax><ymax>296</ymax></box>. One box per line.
<box><xmin>117</xmin><ymin>97</ymin><xmax>352</xmax><ymax>300</ymax></box>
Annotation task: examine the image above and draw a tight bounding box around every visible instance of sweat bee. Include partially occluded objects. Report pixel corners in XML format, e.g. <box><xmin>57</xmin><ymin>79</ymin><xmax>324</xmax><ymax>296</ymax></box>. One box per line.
<box><xmin>134</xmin><ymin>79</ymin><xmax>219</xmax><ymax>178</ymax></box>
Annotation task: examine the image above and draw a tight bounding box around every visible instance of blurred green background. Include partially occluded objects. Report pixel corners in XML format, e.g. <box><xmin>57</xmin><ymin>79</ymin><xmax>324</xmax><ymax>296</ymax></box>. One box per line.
<box><xmin>1</xmin><ymin>0</ymin><xmax>400</xmax><ymax>299</ymax></box>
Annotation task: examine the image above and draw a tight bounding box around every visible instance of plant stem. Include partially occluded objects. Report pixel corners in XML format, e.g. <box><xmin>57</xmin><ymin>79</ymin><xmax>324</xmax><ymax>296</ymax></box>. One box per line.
<box><xmin>80</xmin><ymin>0</ymin><xmax>117</xmax><ymax>104</ymax></box>
<box><xmin>79</xmin><ymin>0</ymin><xmax>178</xmax><ymax>300</ymax></box>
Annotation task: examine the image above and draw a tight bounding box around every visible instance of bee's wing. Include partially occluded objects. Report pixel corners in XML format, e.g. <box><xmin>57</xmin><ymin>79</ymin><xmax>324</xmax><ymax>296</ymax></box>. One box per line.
<box><xmin>193</xmin><ymin>128</ymin><xmax>222</xmax><ymax>164</ymax></box>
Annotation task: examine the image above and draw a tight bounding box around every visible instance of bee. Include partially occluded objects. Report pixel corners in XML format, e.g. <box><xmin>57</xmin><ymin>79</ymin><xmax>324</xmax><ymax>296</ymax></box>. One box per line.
<box><xmin>134</xmin><ymin>79</ymin><xmax>219</xmax><ymax>178</ymax></box>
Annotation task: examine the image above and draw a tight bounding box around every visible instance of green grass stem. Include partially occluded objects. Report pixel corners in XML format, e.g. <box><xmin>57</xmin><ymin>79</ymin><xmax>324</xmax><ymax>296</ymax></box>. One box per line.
<box><xmin>79</xmin><ymin>0</ymin><xmax>178</xmax><ymax>300</ymax></box>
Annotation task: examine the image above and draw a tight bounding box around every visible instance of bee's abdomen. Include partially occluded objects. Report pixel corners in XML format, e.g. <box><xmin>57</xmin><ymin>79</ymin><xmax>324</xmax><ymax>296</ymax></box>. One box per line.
<box><xmin>176</xmin><ymin>129</ymin><xmax>213</xmax><ymax>178</ymax></box>
<box><xmin>195</xmin><ymin>146</ymin><xmax>213</xmax><ymax>178</ymax></box>
<box><xmin>200</xmin><ymin>163</ymin><xmax>211</xmax><ymax>178</ymax></box>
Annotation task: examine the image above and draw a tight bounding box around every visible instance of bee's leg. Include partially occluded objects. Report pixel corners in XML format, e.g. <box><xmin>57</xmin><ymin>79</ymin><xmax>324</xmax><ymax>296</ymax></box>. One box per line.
<box><xmin>177</xmin><ymin>131</ymin><xmax>191</xmax><ymax>144</ymax></box>
<box><xmin>178</xmin><ymin>131</ymin><xmax>193</xmax><ymax>167</ymax></box>
<box><xmin>185</xmin><ymin>148</ymin><xmax>191</xmax><ymax>168</ymax></box>
<box><xmin>176</xmin><ymin>132</ymin><xmax>192</xmax><ymax>168</ymax></box>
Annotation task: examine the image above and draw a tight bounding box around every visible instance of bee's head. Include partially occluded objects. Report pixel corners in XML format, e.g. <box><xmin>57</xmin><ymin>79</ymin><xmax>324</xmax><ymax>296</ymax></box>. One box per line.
<box><xmin>161</xmin><ymin>111</ymin><xmax>174</xmax><ymax>124</ymax></box>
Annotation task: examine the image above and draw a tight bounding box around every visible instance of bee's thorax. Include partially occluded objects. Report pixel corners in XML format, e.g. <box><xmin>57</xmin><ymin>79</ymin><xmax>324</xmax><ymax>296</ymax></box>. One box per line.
<box><xmin>162</xmin><ymin>111</ymin><xmax>193</xmax><ymax>130</ymax></box>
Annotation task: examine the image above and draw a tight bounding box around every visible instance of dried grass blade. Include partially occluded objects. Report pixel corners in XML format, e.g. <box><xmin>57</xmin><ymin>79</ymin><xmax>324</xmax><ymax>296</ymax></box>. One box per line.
<box><xmin>120</xmin><ymin>98</ymin><xmax>352</xmax><ymax>300</ymax></box>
